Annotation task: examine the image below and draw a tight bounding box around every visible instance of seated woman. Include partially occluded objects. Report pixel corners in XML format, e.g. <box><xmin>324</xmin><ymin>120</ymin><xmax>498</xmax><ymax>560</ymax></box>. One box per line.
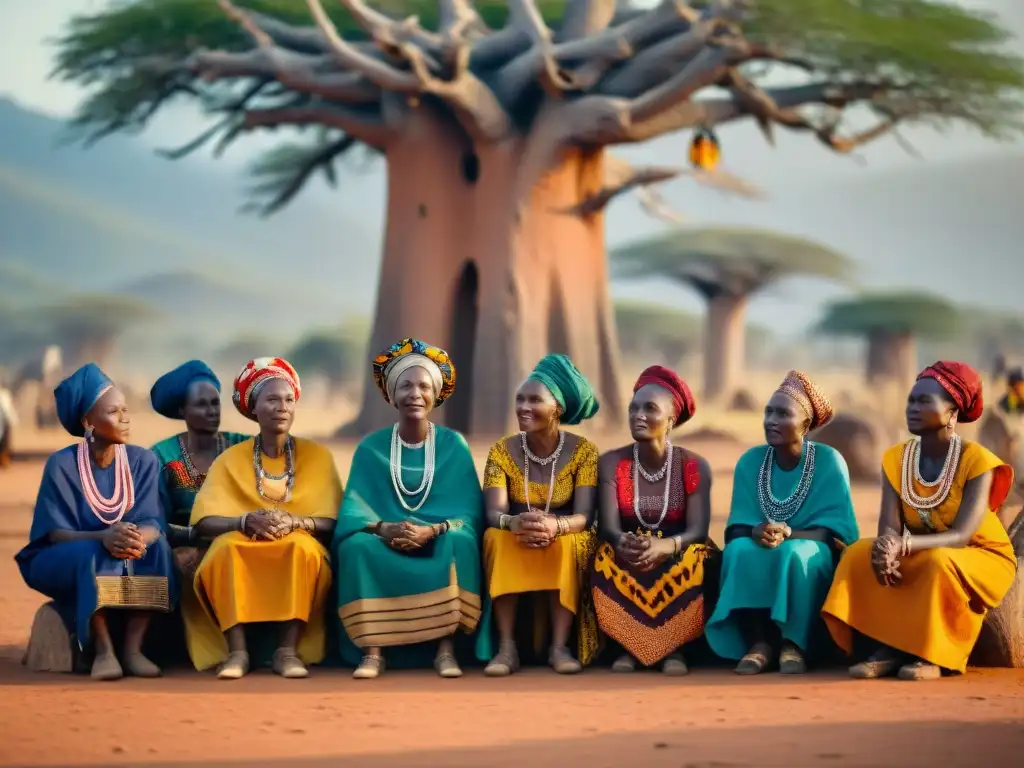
<box><xmin>334</xmin><ymin>339</ymin><xmax>490</xmax><ymax>679</ymax></box>
<box><xmin>823</xmin><ymin>361</ymin><xmax>1017</xmax><ymax>681</ymax></box>
<box><xmin>593</xmin><ymin>366</ymin><xmax>717</xmax><ymax>675</ymax></box>
<box><xmin>16</xmin><ymin>363</ymin><xmax>176</xmax><ymax>680</ymax></box>
<box><xmin>184</xmin><ymin>357</ymin><xmax>342</xmax><ymax>680</ymax></box>
<box><xmin>482</xmin><ymin>354</ymin><xmax>601</xmax><ymax>676</ymax></box>
<box><xmin>150</xmin><ymin>360</ymin><xmax>247</xmax><ymax>574</ymax></box>
<box><xmin>706</xmin><ymin>371</ymin><xmax>859</xmax><ymax>675</ymax></box>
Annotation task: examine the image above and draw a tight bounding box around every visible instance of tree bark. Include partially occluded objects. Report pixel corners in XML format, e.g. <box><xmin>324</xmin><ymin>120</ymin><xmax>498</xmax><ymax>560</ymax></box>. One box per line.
<box><xmin>703</xmin><ymin>293</ymin><xmax>747</xmax><ymax>403</ymax></box>
<box><xmin>342</xmin><ymin>105</ymin><xmax>624</xmax><ymax>437</ymax></box>
<box><xmin>866</xmin><ymin>330</ymin><xmax>917</xmax><ymax>388</ymax></box>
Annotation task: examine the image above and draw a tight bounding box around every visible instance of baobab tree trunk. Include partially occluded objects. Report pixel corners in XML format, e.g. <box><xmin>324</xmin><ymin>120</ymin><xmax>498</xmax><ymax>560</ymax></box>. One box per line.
<box><xmin>866</xmin><ymin>330</ymin><xmax>917</xmax><ymax>388</ymax></box>
<box><xmin>703</xmin><ymin>293</ymin><xmax>747</xmax><ymax>403</ymax></box>
<box><xmin>343</xmin><ymin>107</ymin><xmax>624</xmax><ymax>438</ymax></box>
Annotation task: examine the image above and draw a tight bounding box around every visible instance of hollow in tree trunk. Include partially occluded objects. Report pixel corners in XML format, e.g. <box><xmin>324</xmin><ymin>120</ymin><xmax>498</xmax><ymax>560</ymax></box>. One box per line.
<box><xmin>703</xmin><ymin>293</ymin><xmax>748</xmax><ymax>403</ymax></box>
<box><xmin>865</xmin><ymin>330</ymin><xmax>917</xmax><ymax>388</ymax></box>
<box><xmin>342</xmin><ymin>106</ymin><xmax>624</xmax><ymax>438</ymax></box>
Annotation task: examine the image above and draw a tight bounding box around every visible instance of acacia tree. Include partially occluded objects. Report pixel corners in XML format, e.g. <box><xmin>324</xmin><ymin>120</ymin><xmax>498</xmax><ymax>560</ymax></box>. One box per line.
<box><xmin>56</xmin><ymin>0</ymin><xmax>1024</xmax><ymax>433</ymax></box>
<box><xmin>816</xmin><ymin>292</ymin><xmax>961</xmax><ymax>387</ymax></box>
<box><xmin>613</xmin><ymin>226</ymin><xmax>852</xmax><ymax>401</ymax></box>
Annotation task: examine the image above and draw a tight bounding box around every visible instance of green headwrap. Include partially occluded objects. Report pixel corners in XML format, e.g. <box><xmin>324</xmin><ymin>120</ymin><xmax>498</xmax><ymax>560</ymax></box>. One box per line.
<box><xmin>526</xmin><ymin>354</ymin><xmax>600</xmax><ymax>426</ymax></box>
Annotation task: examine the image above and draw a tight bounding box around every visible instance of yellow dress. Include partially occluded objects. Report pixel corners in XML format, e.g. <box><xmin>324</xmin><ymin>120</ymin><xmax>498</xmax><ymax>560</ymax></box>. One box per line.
<box><xmin>822</xmin><ymin>440</ymin><xmax>1016</xmax><ymax>672</ymax></box>
<box><xmin>184</xmin><ymin>437</ymin><xmax>343</xmax><ymax>671</ymax></box>
<box><xmin>482</xmin><ymin>435</ymin><xmax>600</xmax><ymax>664</ymax></box>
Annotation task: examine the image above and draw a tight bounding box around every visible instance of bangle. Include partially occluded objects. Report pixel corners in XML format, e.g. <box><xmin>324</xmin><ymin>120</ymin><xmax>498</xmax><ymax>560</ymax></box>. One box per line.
<box><xmin>556</xmin><ymin>517</ymin><xmax>569</xmax><ymax>537</ymax></box>
<box><xmin>239</xmin><ymin>513</ymin><xmax>248</xmax><ymax>534</ymax></box>
<box><xmin>672</xmin><ymin>536</ymin><xmax>681</xmax><ymax>555</ymax></box>
<box><xmin>499</xmin><ymin>514</ymin><xmax>511</xmax><ymax>531</ymax></box>
<box><xmin>186</xmin><ymin>525</ymin><xmax>195</xmax><ymax>544</ymax></box>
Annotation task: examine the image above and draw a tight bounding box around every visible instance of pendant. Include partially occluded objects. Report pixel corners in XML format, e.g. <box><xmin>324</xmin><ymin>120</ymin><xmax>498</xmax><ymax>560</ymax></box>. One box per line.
<box><xmin>657</xmin><ymin>530</ymin><xmax>664</xmax><ymax>538</ymax></box>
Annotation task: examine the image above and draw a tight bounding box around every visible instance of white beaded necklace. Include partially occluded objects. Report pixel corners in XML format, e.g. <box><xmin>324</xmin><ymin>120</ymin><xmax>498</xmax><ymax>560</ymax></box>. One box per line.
<box><xmin>633</xmin><ymin>441</ymin><xmax>673</xmax><ymax>531</ymax></box>
<box><xmin>521</xmin><ymin>431</ymin><xmax>564</xmax><ymax>515</ymax></box>
<box><xmin>757</xmin><ymin>443</ymin><xmax>816</xmax><ymax>523</ymax></box>
<box><xmin>390</xmin><ymin>423</ymin><xmax>435</xmax><ymax>512</ymax></box>
<box><xmin>899</xmin><ymin>435</ymin><xmax>962</xmax><ymax>530</ymax></box>
<box><xmin>77</xmin><ymin>441</ymin><xmax>135</xmax><ymax>525</ymax></box>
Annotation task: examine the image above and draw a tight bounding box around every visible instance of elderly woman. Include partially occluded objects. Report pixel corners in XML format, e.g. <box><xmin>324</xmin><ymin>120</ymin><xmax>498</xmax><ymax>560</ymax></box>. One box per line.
<box><xmin>482</xmin><ymin>354</ymin><xmax>600</xmax><ymax>676</ymax></box>
<box><xmin>823</xmin><ymin>361</ymin><xmax>1017</xmax><ymax>681</ymax></box>
<box><xmin>16</xmin><ymin>363</ymin><xmax>176</xmax><ymax>680</ymax></box>
<box><xmin>593</xmin><ymin>366</ymin><xmax>717</xmax><ymax>675</ymax></box>
<box><xmin>150</xmin><ymin>360</ymin><xmax>247</xmax><ymax>565</ymax></box>
<box><xmin>184</xmin><ymin>357</ymin><xmax>343</xmax><ymax>680</ymax></box>
<box><xmin>334</xmin><ymin>339</ymin><xmax>489</xmax><ymax>679</ymax></box>
<box><xmin>706</xmin><ymin>371</ymin><xmax>859</xmax><ymax>675</ymax></box>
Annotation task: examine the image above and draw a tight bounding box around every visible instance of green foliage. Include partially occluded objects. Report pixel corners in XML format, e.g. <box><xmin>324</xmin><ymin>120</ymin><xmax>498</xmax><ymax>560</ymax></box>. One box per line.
<box><xmin>286</xmin><ymin>318</ymin><xmax>370</xmax><ymax>385</ymax></box>
<box><xmin>613</xmin><ymin>226</ymin><xmax>854</xmax><ymax>298</ymax></box>
<box><xmin>614</xmin><ymin>300</ymin><xmax>701</xmax><ymax>364</ymax></box>
<box><xmin>816</xmin><ymin>291</ymin><xmax>961</xmax><ymax>339</ymax></box>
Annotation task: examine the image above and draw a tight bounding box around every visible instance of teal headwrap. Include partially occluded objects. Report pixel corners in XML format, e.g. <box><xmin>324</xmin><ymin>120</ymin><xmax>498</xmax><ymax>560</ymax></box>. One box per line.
<box><xmin>526</xmin><ymin>354</ymin><xmax>599</xmax><ymax>426</ymax></box>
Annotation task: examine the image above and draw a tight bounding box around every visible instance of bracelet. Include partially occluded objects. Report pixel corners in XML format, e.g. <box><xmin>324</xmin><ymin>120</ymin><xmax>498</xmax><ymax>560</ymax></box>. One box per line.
<box><xmin>902</xmin><ymin>527</ymin><xmax>913</xmax><ymax>556</ymax></box>
<box><xmin>499</xmin><ymin>513</ymin><xmax>511</xmax><ymax>531</ymax></box>
<box><xmin>555</xmin><ymin>517</ymin><xmax>569</xmax><ymax>537</ymax></box>
<box><xmin>672</xmin><ymin>536</ymin><xmax>681</xmax><ymax>555</ymax></box>
<box><xmin>186</xmin><ymin>525</ymin><xmax>195</xmax><ymax>544</ymax></box>
<box><xmin>239</xmin><ymin>513</ymin><xmax>249</xmax><ymax>534</ymax></box>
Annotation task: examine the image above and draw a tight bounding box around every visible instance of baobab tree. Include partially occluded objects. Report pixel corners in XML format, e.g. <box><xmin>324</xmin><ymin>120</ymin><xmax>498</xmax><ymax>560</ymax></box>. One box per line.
<box><xmin>613</xmin><ymin>226</ymin><xmax>852</xmax><ymax>401</ymax></box>
<box><xmin>815</xmin><ymin>291</ymin><xmax>961</xmax><ymax>388</ymax></box>
<box><xmin>55</xmin><ymin>0</ymin><xmax>1024</xmax><ymax>434</ymax></box>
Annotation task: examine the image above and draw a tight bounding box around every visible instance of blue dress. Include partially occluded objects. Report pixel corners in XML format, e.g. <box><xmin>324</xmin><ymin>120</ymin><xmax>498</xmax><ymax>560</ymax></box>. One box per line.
<box><xmin>15</xmin><ymin>444</ymin><xmax>177</xmax><ymax>647</ymax></box>
<box><xmin>705</xmin><ymin>442</ymin><xmax>860</xmax><ymax>659</ymax></box>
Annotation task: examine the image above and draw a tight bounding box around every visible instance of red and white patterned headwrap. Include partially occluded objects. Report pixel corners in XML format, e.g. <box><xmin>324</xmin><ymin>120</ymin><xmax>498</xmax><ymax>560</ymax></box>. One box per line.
<box><xmin>232</xmin><ymin>357</ymin><xmax>301</xmax><ymax>421</ymax></box>
<box><xmin>776</xmin><ymin>369</ymin><xmax>834</xmax><ymax>431</ymax></box>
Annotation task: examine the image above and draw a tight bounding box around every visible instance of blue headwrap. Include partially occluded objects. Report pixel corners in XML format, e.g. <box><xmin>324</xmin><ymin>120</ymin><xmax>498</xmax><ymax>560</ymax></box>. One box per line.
<box><xmin>526</xmin><ymin>354</ymin><xmax>600</xmax><ymax>426</ymax></box>
<box><xmin>53</xmin><ymin>363</ymin><xmax>114</xmax><ymax>437</ymax></box>
<box><xmin>150</xmin><ymin>360</ymin><xmax>220</xmax><ymax>420</ymax></box>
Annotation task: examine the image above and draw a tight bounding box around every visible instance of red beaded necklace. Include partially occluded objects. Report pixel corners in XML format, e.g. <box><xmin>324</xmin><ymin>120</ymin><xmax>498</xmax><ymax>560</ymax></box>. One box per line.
<box><xmin>77</xmin><ymin>441</ymin><xmax>135</xmax><ymax>525</ymax></box>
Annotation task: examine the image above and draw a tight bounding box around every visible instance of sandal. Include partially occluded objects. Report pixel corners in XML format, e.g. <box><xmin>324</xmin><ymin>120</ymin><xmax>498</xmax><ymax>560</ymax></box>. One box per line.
<box><xmin>611</xmin><ymin>654</ymin><xmax>637</xmax><ymax>673</ymax></box>
<box><xmin>661</xmin><ymin>652</ymin><xmax>689</xmax><ymax>676</ymax></box>
<box><xmin>353</xmin><ymin>653</ymin><xmax>384</xmax><ymax>680</ymax></box>
<box><xmin>124</xmin><ymin>652</ymin><xmax>162</xmax><ymax>678</ymax></box>
<box><xmin>272</xmin><ymin>648</ymin><xmax>309</xmax><ymax>679</ymax></box>
<box><xmin>549</xmin><ymin>645</ymin><xmax>582</xmax><ymax>675</ymax></box>
<box><xmin>90</xmin><ymin>651</ymin><xmax>123</xmax><ymax>682</ymax></box>
<box><xmin>484</xmin><ymin>643</ymin><xmax>520</xmax><ymax>677</ymax></box>
<box><xmin>779</xmin><ymin>642</ymin><xmax>807</xmax><ymax>675</ymax></box>
<box><xmin>434</xmin><ymin>652</ymin><xmax>463</xmax><ymax>679</ymax></box>
<box><xmin>217</xmin><ymin>650</ymin><xmax>250</xmax><ymax>680</ymax></box>
<box><xmin>897</xmin><ymin>659</ymin><xmax>941</xmax><ymax>681</ymax></box>
<box><xmin>735</xmin><ymin>642</ymin><xmax>773</xmax><ymax>675</ymax></box>
<box><xmin>849</xmin><ymin>647</ymin><xmax>903</xmax><ymax>680</ymax></box>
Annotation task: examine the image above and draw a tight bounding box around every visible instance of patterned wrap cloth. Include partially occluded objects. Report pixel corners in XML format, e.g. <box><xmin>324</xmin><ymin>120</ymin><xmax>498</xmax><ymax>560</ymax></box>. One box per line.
<box><xmin>917</xmin><ymin>360</ymin><xmax>984</xmax><ymax>423</ymax></box>
<box><xmin>232</xmin><ymin>357</ymin><xmax>301</xmax><ymax>420</ymax></box>
<box><xmin>633</xmin><ymin>365</ymin><xmax>696</xmax><ymax>426</ymax></box>
<box><xmin>372</xmin><ymin>338</ymin><xmax>456</xmax><ymax>407</ymax></box>
<box><xmin>776</xmin><ymin>370</ymin><xmax>834</xmax><ymax>431</ymax></box>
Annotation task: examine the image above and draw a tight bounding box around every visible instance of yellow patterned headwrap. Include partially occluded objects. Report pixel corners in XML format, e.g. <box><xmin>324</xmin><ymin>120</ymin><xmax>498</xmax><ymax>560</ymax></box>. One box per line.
<box><xmin>372</xmin><ymin>338</ymin><xmax>456</xmax><ymax>407</ymax></box>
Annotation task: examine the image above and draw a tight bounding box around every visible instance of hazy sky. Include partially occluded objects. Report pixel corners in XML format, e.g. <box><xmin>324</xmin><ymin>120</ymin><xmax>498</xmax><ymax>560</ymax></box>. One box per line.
<box><xmin>1</xmin><ymin>1</ymin><xmax>1022</xmax><ymax>333</ymax></box>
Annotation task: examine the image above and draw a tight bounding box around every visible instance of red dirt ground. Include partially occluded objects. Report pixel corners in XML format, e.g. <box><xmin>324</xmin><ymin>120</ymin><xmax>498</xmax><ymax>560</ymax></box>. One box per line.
<box><xmin>1</xmin><ymin>437</ymin><xmax>1022</xmax><ymax>767</ymax></box>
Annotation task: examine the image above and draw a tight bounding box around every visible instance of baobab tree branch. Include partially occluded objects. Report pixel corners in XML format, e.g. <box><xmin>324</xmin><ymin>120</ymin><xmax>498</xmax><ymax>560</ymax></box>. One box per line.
<box><xmin>336</xmin><ymin>0</ymin><xmax>443</xmax><ymax>58</ymax></box>
<box><xmin>567</xmin><ymin>155</ymin><xmax>682</xmax><ymax>216</ymax></box>
<box><xmin>506</xmin><ymin>0</ymin><xmax>574</xmax><ymax>93</ymax></box>
<box><xmin>242</xmin><ymin>103</ymin><xmax>395</xmax><ymax>149</ymax></box>
<box><xmin>438</xmin><ymin>0</ymin><xmax>488</xmax><ymax>39</ymax></box>
<box><xmin>559</xmin><ymin>0</ymin><xmax>618</xmax><ymax>41</ymax></box>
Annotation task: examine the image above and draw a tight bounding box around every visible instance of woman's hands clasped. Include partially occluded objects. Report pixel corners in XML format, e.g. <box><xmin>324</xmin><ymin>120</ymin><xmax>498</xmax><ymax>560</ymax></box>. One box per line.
<box><xmin>242</xmin><ymin>509</ymin><xmax>298</xmax><ymax>541</ymax></box>
<box><xmin>378</xmin><ymin>521</ymin><xmax>436</xmax><ymax>552</ymax></box>
<box><xmin>753</xmin><ymin>522</ymin><xmax>790</xmax><ymax>549</ymax></box>
<box><xmin>871</xmin><ymin>529</ymin><xmax>906</xmax><ymax>587</ymax></box>
<box><xmin>514</xmin><ymin>509</ymin><xmax>559</xmax><ymax>548</ymax></box>
<box><xmin>617</xmin><ymin>531</ymin><xmax>675</xmax><ymax>572</ymax></box>
<box><xmin>102</xmin><ymin>522</ymin><xmax>147</xmax><ymax>559</ymax></box>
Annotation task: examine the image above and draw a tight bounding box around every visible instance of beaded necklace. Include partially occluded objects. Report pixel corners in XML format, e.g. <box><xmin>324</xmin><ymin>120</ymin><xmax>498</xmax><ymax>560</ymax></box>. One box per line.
<box><xmin>757</xmin><ymin>442</ymin><xmax>816</xmax><ymax>523</ymax></box>
<box><xmin>633</xmin><ymin>441</ymin><xmax>673</xmax><ymax>534</ymax></box>
<box><xmin>899</xmin><ymin>435</ymin><xmax>962</xmax><ymax>531</ymax></box>
<box><xmin>77</xmin><ymin>441</ymin><xmax>135</xmax><ymax>525</ymax></box>
<box><xmin>253</xmin><ymin>435</ymin><xmax>295</xmax><ymax>502</ymax></box>
<box><xmin>390</xmin><ymin>423</ymin><xmax>435</xmax><ymax>512</ymax></box>
<box><xmin>521</xmin><ymin>431</ymin><xmax>564</xmax><ymax>515</ymax></box>
<box><xmin>178</xmin><ymin>432</ymin><xmax>227</xmax><ymax>488</ymax></box>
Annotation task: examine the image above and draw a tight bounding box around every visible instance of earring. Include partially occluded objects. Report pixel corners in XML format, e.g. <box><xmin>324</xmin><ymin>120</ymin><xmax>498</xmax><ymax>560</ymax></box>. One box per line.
<box><xmin>84</xmin><ymin>426</ymin><xmax>94</xmax><ymax>444</ymax></box>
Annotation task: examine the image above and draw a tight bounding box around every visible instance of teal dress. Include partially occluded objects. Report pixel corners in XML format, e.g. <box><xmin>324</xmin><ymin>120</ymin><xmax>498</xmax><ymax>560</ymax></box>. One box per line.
<box><xmin>151</xmin><ymin>432</ymin><xmax>248</xmax><ymax>531</ymax></box>
<box><xmin>705</xmin><ymin>442</ymin><xmax>859</xmax><ymax>659</ymax></box>
<box><xmin>333</xmin><ymin>425</ymin><xmax>492</xmax><ymax>667</ymax></box>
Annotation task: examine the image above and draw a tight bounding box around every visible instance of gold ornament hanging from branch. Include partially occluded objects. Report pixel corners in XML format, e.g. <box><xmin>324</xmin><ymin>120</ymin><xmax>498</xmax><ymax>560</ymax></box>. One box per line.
<box><xmin>689</xmin><ymin>127</ymin><xmax>721</xmax><ymax>171</ymax></box>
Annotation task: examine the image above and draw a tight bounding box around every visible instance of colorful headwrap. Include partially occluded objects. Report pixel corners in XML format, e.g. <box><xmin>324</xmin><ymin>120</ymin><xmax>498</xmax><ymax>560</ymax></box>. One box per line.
<box><xmin>372</xmin><ymin>338</ymin><xmax>456</xmax><ymax>407</ymax></box>
<box><xmin>526</xmin><ymin>354</ymin><xmax>600</xmax><ymax>426</ymax></box>
<box><xmin>633</xmin><ymin>365</ymin><xmax>696</xmax><ymax>426</ymax></box>
<box><xmin>232</xmin><ymin>357</ymin><xmax>301</xmax><ymax>421</ymax></box>
<box><xmin>54</xmin><ymin>363</ymin><xmax>114</xmax><ymax>437</ymax></box>
<box><xmin>150</xmin><ymin>360</ymin><xmax>220</xmax><ymax>420</ymax></box>
<box><xmin>917</xmin><ymin>360</ymin><xmax>984</xmax><ymax>423</ymax></box>
<box><xmin>775</xmin><ymin>369</ymin><xmax>834</xmax><ymax>431</ymax></box>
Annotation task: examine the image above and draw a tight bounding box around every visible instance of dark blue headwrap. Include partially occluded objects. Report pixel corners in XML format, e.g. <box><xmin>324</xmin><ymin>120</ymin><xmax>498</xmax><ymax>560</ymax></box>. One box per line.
<box><xmin>54</xmin><ymin>363</ymin><xmax>114</xmax><ymax>437</ymax></box>
<box><xmin>150</xmin><ymin>360</ymin><xmax>220</xmax><ymax>420</ymax></box>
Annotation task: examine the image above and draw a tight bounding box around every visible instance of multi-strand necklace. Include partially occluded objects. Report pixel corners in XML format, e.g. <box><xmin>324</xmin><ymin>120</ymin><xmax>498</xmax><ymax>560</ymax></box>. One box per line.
<box><xmin>521</xmin><ymin>431</ymin><xmax>564</xmax><ymax>515</ymax></box>
<box><xmin>390</xmin><ymin>423</ymin><xmax>436</xmax><ymax>512</ymax></box>
<box><xmin>253</xmin><ymin>435</ymin><xmax>295</xmax><ymax>502</ymax></box>
<box><xmin>899</xmin><ymin>434</ymin><xmax>962</xmax><ymax>530</ymax></box>
<box><xmin>77</xmin><ymin>441</ymin><xmax>135</xmax><ymax>525</ymax></box>
<box><xmin>757</xmin><ymin>443</ymin><xmax>816</xmax><ymax>523</ymax></box>
<box><xmin>178</xmin><ymin>432</ymin><xmax>227</xmax><ymax>489</ymax></box>
<box><xmin>633</xmin><ymin>440</ymin><xmax>673</xmax><ymax>534</ymax></box>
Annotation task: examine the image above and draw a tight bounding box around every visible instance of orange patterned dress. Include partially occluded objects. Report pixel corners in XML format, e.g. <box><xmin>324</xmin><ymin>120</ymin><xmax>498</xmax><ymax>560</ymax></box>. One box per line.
<box><xmin>592</xmin><ymin>448</ymin><xmax>719</xmax><ymax>666</ymax></box>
